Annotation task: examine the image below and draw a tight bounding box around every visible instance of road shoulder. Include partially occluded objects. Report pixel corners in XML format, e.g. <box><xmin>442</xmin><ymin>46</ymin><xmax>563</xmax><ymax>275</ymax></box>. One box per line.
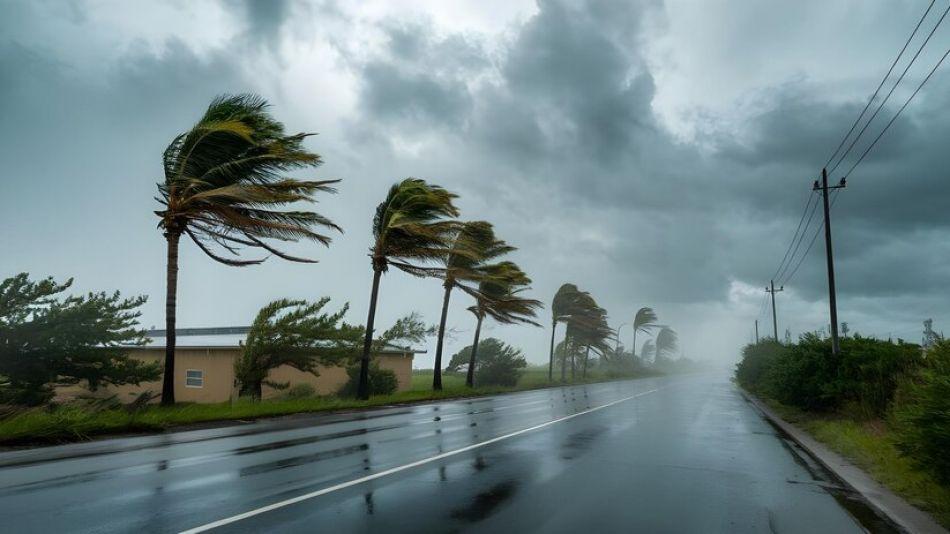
<box><xmin>741</xmin><ymin>389</ymin><xmax>947</xmax><ymax>534</ymax></box>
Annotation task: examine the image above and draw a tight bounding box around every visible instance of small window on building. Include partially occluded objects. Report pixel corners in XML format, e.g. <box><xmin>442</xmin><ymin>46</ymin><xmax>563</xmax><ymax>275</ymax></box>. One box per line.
<box><xmin>185</xmin><ymin>369</ymin><xmax>204</xmax><ymax>388</ymax></box>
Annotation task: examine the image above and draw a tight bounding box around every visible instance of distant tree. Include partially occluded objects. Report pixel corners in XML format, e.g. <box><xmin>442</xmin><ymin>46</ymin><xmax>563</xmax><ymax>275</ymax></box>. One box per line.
<box><xmin>454</xmin><ymin>338</ymin><xmax>526</xmax><ymax>387</ymax></box>
<box><xmin>548</xmin><ymin>284</ymin><xmax>590</xmax><ymax>382</ymax></box>
<box><xmin>157</xmin><ymin>94</ymin><xmax>340</xmax><ymax>404</ymax></box>
<box><xmin>632</xmin><ymin>307</ymin><xmax>658</xmax><ymax>359</ymax></box>
<box><xmin>432</xmin><ymin>222</ymin><xmax>513</xmax><ymax>390</ymax></box>
<box><xmin>357</xmin><ymin>178</ymin><xmax>460</xmax><ymax>399</ymax></box>
<box><xmin>641</xmin><ymin>339</ymin><xmax>656</xmax><ymax>363</ymax></box>
<box><xmin>0</xmin><ymin>274</ymin><xmax>160</xmax><ymax>406</ymax></box>
<box><xmin>235</xmin><ymin>298</ymin><xmax>357</xmax><ymax>400</ymax></box>
<box><xmin>654</xmin><ymin>327</ymin><xmax>678</xmax><ymax>364</ymax></box>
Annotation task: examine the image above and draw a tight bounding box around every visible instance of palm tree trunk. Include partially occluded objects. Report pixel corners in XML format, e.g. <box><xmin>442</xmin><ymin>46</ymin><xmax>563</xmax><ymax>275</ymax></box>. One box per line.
<box><xmin>632</xmin><ymin>329</ymin><xmax>638</xmax><ymax>361</ymax></box>
<box><xmin>560</xmin><ymin>337</ymin><xmax>568</xmax><ymax>382</ymax></box>
<box><xmin>571</xmin><ymin>350</ymin><xmax>576</xmax><ymax>381</ymax></box>
<box><xmin>583</xmin><ymin>346</ymin><xmax>590</xmax><ymax>378</ymax></box>
<box><xmin>466</xmin><ymin>315</ymin><xmax>483</xmax><ymax>387</ymax></box>
<box><xmin>161</xmin><ymin>232</ymin><xmax>180</xmax><ymax>406</ymax></box>
<box><xmin>548</xmin><ymin>322</ymin><xmax>557</xmax><ymax>382</ymax></box>
<box><xmin>358</xmin><ymin>269</ymin><xmax>383</xmax><ymax>400</ymax></box>
<box><xmin>432</xmin><ymin>283</ymin><xmax>453</xmax><ymax>390</ymax></box>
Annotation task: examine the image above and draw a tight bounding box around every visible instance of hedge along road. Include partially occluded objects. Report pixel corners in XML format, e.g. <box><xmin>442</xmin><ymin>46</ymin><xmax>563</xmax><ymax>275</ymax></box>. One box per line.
<box><xmin>0</xmin><ymin>373</ymin><xmax>893</xmax><ymax>533</ymax></box>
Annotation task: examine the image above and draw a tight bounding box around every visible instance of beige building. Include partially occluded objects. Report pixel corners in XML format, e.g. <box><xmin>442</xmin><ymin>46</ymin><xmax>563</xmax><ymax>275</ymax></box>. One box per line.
<box><xmin>56</xmin><ymin>327</ymin><xmax>421</xmax><ymax>404</ymax></box>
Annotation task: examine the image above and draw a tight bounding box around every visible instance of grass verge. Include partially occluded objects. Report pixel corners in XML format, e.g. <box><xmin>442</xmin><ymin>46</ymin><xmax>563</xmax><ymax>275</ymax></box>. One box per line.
<box><xmin>0</xmin><ymin>368</ymin><xmax>651</xmax><ymax>448</ymax></box>
<box><xmin>760</xmin><ymin>396</ymin><xmax>950</xmax><ymax>528</ymax></box>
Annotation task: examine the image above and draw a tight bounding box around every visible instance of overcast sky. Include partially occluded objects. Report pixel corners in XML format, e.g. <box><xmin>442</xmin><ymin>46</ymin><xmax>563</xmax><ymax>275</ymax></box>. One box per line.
<box><xmin>3</xmin><ymin>0</ymin><xmax>950</xmax><ymax>367</ymax></box>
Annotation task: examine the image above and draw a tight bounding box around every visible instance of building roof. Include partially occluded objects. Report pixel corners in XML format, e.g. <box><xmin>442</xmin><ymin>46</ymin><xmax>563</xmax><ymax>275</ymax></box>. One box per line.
<box><xmin>134</xmin><ymin>327</ymin><xmax>425</xmax><ymax>354</ymax></box>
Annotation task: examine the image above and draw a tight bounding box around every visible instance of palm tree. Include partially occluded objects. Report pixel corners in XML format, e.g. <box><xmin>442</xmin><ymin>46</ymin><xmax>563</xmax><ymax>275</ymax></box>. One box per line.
<box><xmin>655</xmin><ymin>327</ymin><xmax>678</xmax><ymax>363</ymax></box>
<box><xmin>432</xmin><ymin>222</ymin><xmax>513</xmax><ymax>390</ymax></box>
<box><xmin>641</xmin><ymin>339</ymin><xmax>656</xmax><ymax>363</ymax></box>
<box><xmin>156</xmin><ymin>94</ymin><xmax>339</xmax><ymax>405</ymax></box>
<box><xmin>562</xmin><ymin>292</ymin><xmax>604</xmax><ymax>381</ymax></box>
<box><xmin>465</xmin><ymin>261</ymin><xmax>541</xmax><ymax>387</ymax></box>
<box><xmin>549</xmin><ymin>284</ymin><xmax>585</xmax><ymax>382</ymax></box>
<box><xmin>632</xmin><ymin>307</ymin><xmax>658</xmax><ymax>360</ymax></box>
<box><xmin>358</xmin><ymin>178</ymin><xmax>460</xmax><ymax>399</ymax></box>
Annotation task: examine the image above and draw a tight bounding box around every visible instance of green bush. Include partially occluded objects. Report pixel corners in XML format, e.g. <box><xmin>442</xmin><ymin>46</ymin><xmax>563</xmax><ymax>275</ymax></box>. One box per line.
<box><xmin>736</xmin><ymin>334</ymin><xmax>921</xmax><ymax>416</ymax></box>
<box><xmin>735</xmin><ymin>340</ymin><xmax>787</xmax><ymax>391</ymax></box>
<box><xmin>338</xmin><ymin>363</ymin><xmax>398</xmax><ymax>397</ymax></box>
<box><xmin>474</xmin><ymin>339</ymin><xmax>527</xmax><ymax>387</ymax></box>
<box><xmin>891</xmin><ymin>341</ymin><xmax>950</xmax><ymax>485</ymax></box>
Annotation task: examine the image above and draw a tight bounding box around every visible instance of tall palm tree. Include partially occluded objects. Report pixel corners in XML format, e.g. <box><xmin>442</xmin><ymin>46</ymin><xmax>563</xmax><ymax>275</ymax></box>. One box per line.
<box><xmin>432</xmin><ymin>222</ymin><xmax>513</xmax><ymax>390</ymax></box>
<box><xmin>358</xmin><ymin>178</ymin><xmax>460</xmax><ymax>399</ymax></box>
<box><xmin>562</xmin><ymin>292</ymin><xmax>604</xmax><ymax>382</ymax></box>
<box><xmin>156</xmin><ymin>94</ymin><xmax>339</xmax><ymax>405</ymax></box>
<box><xmin>632</xmin><ymin>307</ymin><xmax>658</xmax><ymax>360</ymax></box>
<box><xmin>549</xmin><ymin>283</ymin><xmax>585</xmax><ymax>382</ymax></box>
<box><xmin>465</xmin><ymin>262</ymin><xmax>541</xmax><ymax>387</ymax></box>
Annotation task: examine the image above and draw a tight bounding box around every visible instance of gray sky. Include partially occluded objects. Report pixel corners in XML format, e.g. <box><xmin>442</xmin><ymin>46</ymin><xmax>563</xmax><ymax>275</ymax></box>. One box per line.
<box><xmin>2</xmin><ymin>0</ymin><xmax>949</xmax><ymax>368</ymax></box>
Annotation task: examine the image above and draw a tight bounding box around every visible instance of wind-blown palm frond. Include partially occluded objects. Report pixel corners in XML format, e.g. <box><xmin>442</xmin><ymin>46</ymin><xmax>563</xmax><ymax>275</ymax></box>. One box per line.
<box><xmin>633</xmin><ymin>307</ymin><xmax>658</xmax><ymax>334</ymax></box>
<box><xmin>641</xmin><ymin>339</ymin><xmax>656</xmax><ymax>362</ymax></box>
<box><xmin>157</xmin><ymin>94</ymin><xmax>340</xmax><ymax>265</ymax></box>
<box><xmin>655</xmin><ymin>327</ymin><xmax>678</xmax><ymax>360</ymax></box>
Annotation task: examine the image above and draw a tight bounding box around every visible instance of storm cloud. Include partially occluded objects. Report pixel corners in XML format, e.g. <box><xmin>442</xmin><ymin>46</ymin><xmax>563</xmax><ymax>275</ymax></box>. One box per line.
<box><xmin>3</xmin><ymin>0</ymin><xmax>950</xmax><ymax>364</ymax></box>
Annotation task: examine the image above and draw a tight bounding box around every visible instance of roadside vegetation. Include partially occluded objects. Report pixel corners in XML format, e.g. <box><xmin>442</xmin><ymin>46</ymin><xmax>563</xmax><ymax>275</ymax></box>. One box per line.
<box><xmin>0</xmin><ymin>92</ymin><xmax>699</xmax><ymax>446</ymax></box>
<box><xmin>736</xmin><ymin>335</ymin><xmax>950</xmax><ymax>527</ymax></box>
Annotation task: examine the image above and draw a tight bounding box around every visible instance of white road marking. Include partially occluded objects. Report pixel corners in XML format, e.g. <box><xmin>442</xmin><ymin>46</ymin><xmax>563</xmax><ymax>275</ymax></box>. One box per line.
<box><xmin>179</xmin><ymin>388</ymin><xmax>660</xmax><ymax>533</ymax></box>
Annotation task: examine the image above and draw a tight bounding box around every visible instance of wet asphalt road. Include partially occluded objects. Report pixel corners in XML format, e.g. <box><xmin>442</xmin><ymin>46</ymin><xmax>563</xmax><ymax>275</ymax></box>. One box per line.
<box><xmin>0</xmin><ymin>373</ymin><xmax>894</xmax><ymax>534</ymax></box>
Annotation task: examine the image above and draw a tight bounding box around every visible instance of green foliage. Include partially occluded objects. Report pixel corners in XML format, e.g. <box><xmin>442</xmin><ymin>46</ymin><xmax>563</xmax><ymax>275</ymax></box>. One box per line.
<box><xmin>633</xmin><ymin>307</ymin><xmax>658</xmax><ymax>334</ymax></box>
<box><xmin>157</xmin><ymin>93</ymin><xmax>340</xmax><ymax>265</ymax></box>
<box><xmin>735</xmin><ymin>340</ymin><xmax>787</xmax><ymax>391</ymax></box>
<box><xmin>0</xmin><ymin>274</ymin><xmax>160</xmax><ymax>406</ymax></box>
<box><xmin>468</xmin><ymin>338</ymin><xmax>527</xmax><ymax>387</ymax></box>
<box><xmin>470</xmin><ymin>262</ymin><xmax>542</xmax><ymax>326</ymax></box>
<box><xmin>654</xmin><ymin>327</ymin><xmax>678</xmax><ymax>362</ymax></box>
<box><xmin>339</xmin><ymin>364</ymin><xmax>398</xmax><ymax>397</ymax></box>
<box><xmin>235</xmin><ymin>298</ymin><xmax>358</xmax><ymax>399</ymax></box>
<box><xmin>891</xmin><ymin>341</ymin><xmax>950</xmax><ymax>485</ymax></box>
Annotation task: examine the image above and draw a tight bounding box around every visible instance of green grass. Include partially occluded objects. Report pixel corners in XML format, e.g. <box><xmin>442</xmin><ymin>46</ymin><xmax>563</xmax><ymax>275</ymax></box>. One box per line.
<box><xmin>0</xmin><ymin>368</ymin><xmax>648</xmax><ymax>447</ymax></box>
<box><xmin>761</xmin><ymin>397</ymin><xmax>950</xmax><ymax>528</ymax></box>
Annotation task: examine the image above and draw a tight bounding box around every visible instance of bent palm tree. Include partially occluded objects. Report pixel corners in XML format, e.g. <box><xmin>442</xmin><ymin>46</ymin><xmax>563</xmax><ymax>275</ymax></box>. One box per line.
<box><xmin>549</xmin><ymin>283</ymin><xmax>584</xmax><ymax>382</ymax></box>
<box><xmin>465</xmin><ymin>261</ymin><xmax>541</xmax><ymax>387</ymax></box>
<box><xmin>632</xmin><ymin>307</ymin><xmax>658</xmax><ymax>360</ymax></box>
<box><xmin>358</xmin><ymin>178</ymin><xmax>460</xmax><ymax>399</ymax></box>
<box><xmin>157</xmin><ymin>94</ymin><xmax>339</xmax><ymax>405</ymax></box>
<box><xmin>432</xmin><ymin>222</ymin><xmax>513</xmax><ymax>390</ymax></box>
<box><xmin>641</xmin><ymin>339</ymin><xmax>656</xmax><ymax>363</ymax></box>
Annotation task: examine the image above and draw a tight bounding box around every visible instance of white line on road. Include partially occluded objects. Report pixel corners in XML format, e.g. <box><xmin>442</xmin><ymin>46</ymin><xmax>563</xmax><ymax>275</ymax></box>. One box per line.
<box><xmin>179</xmin><ymin>387</ymin><xmax>661</xmax><ymax>533</ymax></box>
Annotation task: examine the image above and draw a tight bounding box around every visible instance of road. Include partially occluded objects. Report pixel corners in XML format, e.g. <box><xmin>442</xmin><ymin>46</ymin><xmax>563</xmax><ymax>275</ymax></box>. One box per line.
<box><xmin>0</xmin><ymin>373</ymin><xmax>895</xmax><ymax>533</ymax></box>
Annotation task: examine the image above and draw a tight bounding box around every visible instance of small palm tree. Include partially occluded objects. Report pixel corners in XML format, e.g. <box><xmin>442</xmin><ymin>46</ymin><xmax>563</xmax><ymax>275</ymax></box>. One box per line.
<box><xmin>632</xmin><ymin>307</ymin><xmax>658</xmax><ymax>360</ymax></box>
<box><xmin>562</xmin><ymin>292</ymin><xmax>604</xmax><ymax>381</ymax></box>
<box><xmin>358</xmin><ymin>178</ymin><xmax>460</xmax><ymax>399</ymax></box>
<box><xmin>465</xmin><ymin>262</ymin><xmax>541</xmax><ymax>387</ymax></box>
<box><xmin>549</xmin><ymin>283</ymin><xmax>585</xmax><ymax>381</ymax></box>
<box><xmin>432</xmin><ymin>222</ymin><xmax>514</xmax><ymax>390</ymax></box>
<box><xmin>156</xmin><ymin>94</ymin><xmax>339</xmax><ymax>405</ymax></box>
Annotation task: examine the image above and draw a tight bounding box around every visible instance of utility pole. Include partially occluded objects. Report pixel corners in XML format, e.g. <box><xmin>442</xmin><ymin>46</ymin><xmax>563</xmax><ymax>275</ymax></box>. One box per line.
<box><xmin>814</xmin><ymin>168</ymin><xmax>846</xmax><ymax>354</ymax></box>
<box><xmin>754</xmin><ymin>319</ymin><xmax>759</xmax><ymax>344</ymax></box>
<box><xmin>766</xmin><ymin>280</ymin><xmax>783</xmax><ymax>341</ymax></box>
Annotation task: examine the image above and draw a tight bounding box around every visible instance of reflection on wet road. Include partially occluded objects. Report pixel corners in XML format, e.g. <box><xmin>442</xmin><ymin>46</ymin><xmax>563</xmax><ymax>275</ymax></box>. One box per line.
<box><xmin>0</xmin><ymin>373</ymin><xmax>894</xmax><ymax>533</ymax></box>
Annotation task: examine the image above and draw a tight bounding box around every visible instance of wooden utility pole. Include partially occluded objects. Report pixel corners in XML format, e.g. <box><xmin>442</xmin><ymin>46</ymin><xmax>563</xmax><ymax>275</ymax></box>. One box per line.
<box><xmin>814</xmin><ymin>168</ymin><xmax>846</xmax><ymax>354</ymax></box>
<box><xmin>766</xmin><ymin>280</ymin><xmax>783</xmax><ymax>341</ymax></box>
<box><xmin>755</xmin><ymin>319</ymin><xmax>759</xmax><ymax>344</ymax></box>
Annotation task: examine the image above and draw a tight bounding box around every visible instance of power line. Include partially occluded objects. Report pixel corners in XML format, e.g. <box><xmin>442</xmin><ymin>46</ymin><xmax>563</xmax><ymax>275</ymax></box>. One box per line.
<box><xmin>781</xmin><ymin>190</ymin><xmax>841</xmax><ymax>286</ymax></box>
<box><xmin>823</xmin><ymin>0</ymin><xmax>937</xmax><ymax>169</ymax></box>
<box><xmin>771</xmin><ymin>192</ymin><xmax>819</xmax><ymax>281</ymax></box>
<box><xmin>775</xmin><ymin>190</ymin><xmax>821</xmax><ymax>283</ymax></box>
<box><xmin>828</xmin><ymin>1</ymin><xmax>950</xmax><ymax>176</ymax></box>
<box><xmin>843</xmin><ymin>44</ymin><xmax>950</xmax><ymax>180</ymax></box>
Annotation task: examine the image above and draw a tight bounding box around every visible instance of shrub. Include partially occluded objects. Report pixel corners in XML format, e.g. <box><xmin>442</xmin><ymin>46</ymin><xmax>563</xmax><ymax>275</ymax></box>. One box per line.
<box><xmin>339</xmin><ymin>363</ymin><xmax>398</xmax><ymax>397</ymax></box>
<box><xmin>891</xmin><ymin>341</ymin><xmax>950</xmax><ymax>484</ymax></box>
<box><xmin>473</xmin><ymin>339</ymin><xmax>527</xmax><ymax>387</ymax></box>
<box><xmin>735</xmin><ymin>340</ymin><xmax>786</xmax><ymax>391</ymax></box>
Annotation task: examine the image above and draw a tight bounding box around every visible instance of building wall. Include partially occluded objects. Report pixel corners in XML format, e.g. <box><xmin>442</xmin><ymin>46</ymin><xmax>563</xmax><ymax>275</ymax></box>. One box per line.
<box><xmin>54</xmin><ymin>348</ymin><xmax>414</xmax><ymax>404</ymax></box>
